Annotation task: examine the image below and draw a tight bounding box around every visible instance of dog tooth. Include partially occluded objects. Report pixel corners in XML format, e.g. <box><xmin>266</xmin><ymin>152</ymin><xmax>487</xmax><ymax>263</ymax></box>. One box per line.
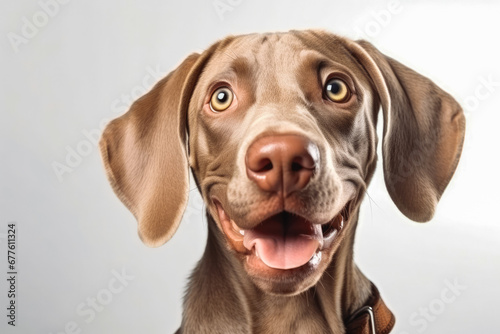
<box><xmin>310</xmin><ymin>251</ymin><xmax>322</xmax><ymax>266</ymax></box>
<box><xmin>239</xmin><ymin>230</ymin><xmax>245</xmax><ymax>236</ymax></box>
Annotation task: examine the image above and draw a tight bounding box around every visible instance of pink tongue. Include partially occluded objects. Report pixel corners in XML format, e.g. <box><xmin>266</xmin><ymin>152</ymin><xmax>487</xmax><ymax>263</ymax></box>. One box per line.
<box><xmin>243</xmin><ymin>214</ymin><xmax>322</xmax><ymax>270</ymax></box>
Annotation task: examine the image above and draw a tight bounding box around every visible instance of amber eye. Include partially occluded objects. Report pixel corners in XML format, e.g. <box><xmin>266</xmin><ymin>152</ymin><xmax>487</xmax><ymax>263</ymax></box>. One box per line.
<box><xmin>210</xmin><ymin>87</ymin><xmax>234</xmax><ymax>112</ymax></box>
<box><xmin>324</xmin><ymin>78</ymin><xmax>350</xmax><ymax>103</ymax></box>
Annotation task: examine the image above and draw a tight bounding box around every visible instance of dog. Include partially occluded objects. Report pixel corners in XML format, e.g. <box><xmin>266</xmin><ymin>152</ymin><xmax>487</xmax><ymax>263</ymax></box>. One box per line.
<box><xmin>99</xmin><ymin>30</ymin><xmax>465</xmax><ymax>333</ymax></box>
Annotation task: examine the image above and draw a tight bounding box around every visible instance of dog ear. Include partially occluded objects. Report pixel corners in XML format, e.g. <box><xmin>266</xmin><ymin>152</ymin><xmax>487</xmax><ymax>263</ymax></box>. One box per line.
<box><xmin>100</xmin><ymin>52</ymin><xmax>209</xmax><ymax>247</ymax></box>
<box><xmin>347</xmin><ymin>40</ymin><xmax>465</xmax><ymax>222</ymax></box>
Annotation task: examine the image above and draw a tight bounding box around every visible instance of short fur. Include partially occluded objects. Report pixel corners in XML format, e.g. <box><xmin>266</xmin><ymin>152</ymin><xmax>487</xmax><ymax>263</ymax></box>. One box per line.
<box><xmin>100</xmin><ymin>31</ymin><xmax>465</xmax><ymax>333</ymax></box>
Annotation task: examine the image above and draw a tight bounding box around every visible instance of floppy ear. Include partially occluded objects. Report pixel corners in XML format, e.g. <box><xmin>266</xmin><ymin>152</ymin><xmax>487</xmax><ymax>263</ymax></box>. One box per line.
<box><xmin>347</xmin><ymin>40</ymin><xmax>465</xmax><ymax>222</ymax></box>
<box><xmin>100</xmin><ymin>53</ymin><xmax>207</xmax><ymax>247</ymax></box>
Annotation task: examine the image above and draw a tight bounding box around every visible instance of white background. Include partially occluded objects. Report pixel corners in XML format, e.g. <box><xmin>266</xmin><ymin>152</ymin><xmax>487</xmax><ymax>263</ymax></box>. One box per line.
<box><xmin>1</xmin><ymin>1</ymin><xmax>499</xmax><ymax>333</ymax></box>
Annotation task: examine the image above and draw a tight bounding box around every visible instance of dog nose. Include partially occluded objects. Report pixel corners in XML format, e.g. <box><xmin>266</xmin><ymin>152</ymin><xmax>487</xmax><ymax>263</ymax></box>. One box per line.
<box><xmin>245</xmin><ymin>135</ymin><xmax>318</xmax><ymax>196</ymax></box>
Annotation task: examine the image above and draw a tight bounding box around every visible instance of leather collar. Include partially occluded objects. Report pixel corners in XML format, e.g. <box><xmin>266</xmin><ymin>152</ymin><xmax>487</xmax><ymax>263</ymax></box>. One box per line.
<box><xmin>345</xmin><ymin>283</ymin><xmax>395</xmax><ymax>334</ymax></box>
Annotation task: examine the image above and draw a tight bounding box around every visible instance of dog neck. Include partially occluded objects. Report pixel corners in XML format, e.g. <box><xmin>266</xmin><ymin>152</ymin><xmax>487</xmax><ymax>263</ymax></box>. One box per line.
<box><xmin>180</xmin><ymin>210</ymin><xmax>372</xmax><ymax>334</ymax></box>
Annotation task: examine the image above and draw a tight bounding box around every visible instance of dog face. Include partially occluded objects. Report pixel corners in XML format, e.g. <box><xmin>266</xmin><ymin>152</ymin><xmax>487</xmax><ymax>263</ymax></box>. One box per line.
<box><xmin>188</xmin><ymin>33</ymin><xmax>376</xmax><ymax>294</ymax></box>
<box><xmin>100</xmin><ymin>31</ymin><xmax>465</xmax><ymax>296</ymax></box>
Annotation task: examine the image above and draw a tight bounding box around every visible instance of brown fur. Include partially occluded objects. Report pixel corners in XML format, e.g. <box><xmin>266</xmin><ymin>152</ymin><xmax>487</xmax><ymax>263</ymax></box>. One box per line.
<box><xmin>100</xmin><ymin>30</ymin><xmax>465</xmax><ymax>333</ymax></box>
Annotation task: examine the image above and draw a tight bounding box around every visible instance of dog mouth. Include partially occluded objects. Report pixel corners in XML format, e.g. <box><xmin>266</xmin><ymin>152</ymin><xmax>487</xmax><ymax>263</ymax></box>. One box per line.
<box><xmin>214</xmin><ymin>200</ymin><xmax>347</xmax><ymax>271</ymax></box>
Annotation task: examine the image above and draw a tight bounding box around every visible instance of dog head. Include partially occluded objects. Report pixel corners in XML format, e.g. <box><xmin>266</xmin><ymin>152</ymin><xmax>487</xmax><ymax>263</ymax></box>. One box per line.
<box><xmin>100</xmin><ymin>31</ymin><xmax>465</xmax><ymax>295</ymax></box>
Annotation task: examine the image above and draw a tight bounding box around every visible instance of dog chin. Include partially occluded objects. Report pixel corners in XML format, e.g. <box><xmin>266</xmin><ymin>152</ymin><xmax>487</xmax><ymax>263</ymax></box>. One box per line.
<box><xmin>213</xmin><ymin>199</ymin><xmax>348</xmax><ymax>295</ymax></box>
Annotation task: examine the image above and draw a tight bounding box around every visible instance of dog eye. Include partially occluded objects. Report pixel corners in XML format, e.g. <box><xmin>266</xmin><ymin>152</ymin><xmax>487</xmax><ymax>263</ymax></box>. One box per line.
<box><xmin>210</xmin><ymin>87</ymin><xmax>234</xmax><ymax>112</ymax></box>
<box><xmin>324</xmin><ymin>78</ymin><xmax>350</xmax><ymax>103</ymax></box>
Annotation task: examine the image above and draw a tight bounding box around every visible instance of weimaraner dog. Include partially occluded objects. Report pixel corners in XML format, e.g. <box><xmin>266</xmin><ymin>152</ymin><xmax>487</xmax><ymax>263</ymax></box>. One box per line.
<box><xmin>100</xmin><ymin>30</ymin><xmax>465</xmax><ymax>333</ymax></box>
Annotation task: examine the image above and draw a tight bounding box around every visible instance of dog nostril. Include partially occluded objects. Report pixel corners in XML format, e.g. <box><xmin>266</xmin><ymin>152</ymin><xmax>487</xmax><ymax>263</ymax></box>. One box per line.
<box><xmin>257</xmin><ymin>159</ymin><xmax>273</xmax><ymax>173</ymax></box>
<box><xmin>291</xmin><ymin>161</ymin><xmax>304</xmax><ymax>172</ymax></box>
<box><xmin>249</xmin><ymin>158</ymin><xmax>273</xmax><ymax>174</ymax></box>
